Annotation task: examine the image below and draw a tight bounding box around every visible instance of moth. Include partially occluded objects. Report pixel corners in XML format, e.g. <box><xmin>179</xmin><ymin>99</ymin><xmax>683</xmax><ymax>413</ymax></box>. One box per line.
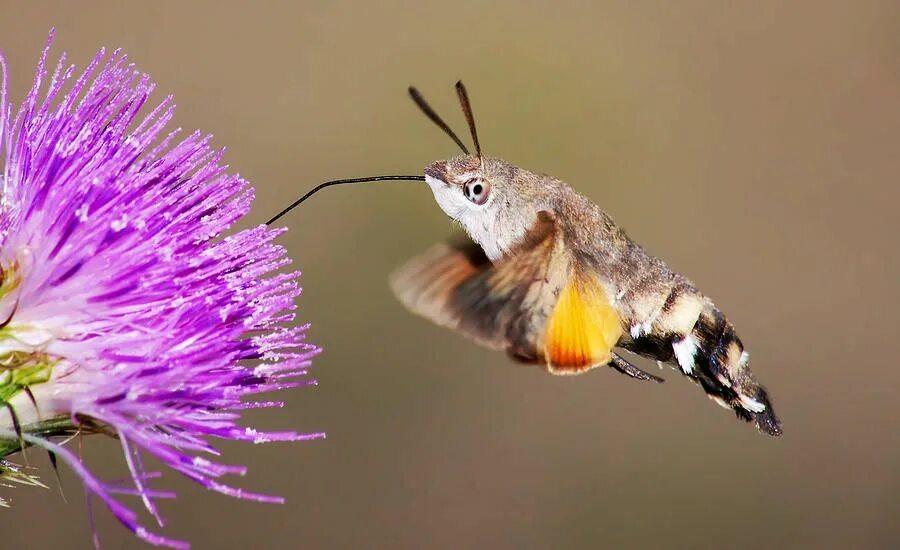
<box><xmin>269</xmin><ymin>82</ymin><xmax>782</xmax><ymax>436</ymax></box>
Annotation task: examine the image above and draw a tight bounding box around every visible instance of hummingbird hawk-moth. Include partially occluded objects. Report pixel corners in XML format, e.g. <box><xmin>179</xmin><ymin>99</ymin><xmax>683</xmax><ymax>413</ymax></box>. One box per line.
<box><xmin>268</xmin><ymin>82</ymin><xmax>782</xmax><ymax>436</ymax></box>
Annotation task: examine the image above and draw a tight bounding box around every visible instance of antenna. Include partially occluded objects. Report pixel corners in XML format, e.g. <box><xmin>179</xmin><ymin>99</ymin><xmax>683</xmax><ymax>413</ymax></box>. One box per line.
<box><xmin>265</xmin><ymin>175</ymin><xmax>425</xmax><ymax>226</ymax></box>
<box><xmin>267</xmin><ymin>83</ymin><xmax>488</xmax><ymax>226</ymax></box>
<box><xmin>408</xmin><ymin>86</ymin><xmax>470</xmax><ymax>155</ymax></box>
<box><xmin>455</xmin><ymin>81</ymin><xmax>481</xmax><ymax>158</ymax></box>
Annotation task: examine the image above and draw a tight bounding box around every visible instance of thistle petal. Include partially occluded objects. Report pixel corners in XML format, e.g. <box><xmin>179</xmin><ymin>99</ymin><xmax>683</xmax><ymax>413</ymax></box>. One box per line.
<box><xmin>0</xmin><ymin>31</ymin><xmax>321</xmax><ymax>548</ymax></box>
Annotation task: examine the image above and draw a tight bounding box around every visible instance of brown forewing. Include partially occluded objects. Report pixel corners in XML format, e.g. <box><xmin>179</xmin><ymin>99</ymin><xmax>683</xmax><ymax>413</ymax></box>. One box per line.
<box><xmin>389</xmin><ymin>211</ymin><xmax>567</xmax><ymax>361</ymax></box>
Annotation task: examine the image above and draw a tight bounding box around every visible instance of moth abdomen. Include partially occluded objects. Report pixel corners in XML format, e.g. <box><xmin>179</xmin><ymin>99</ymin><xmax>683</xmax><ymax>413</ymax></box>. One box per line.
<box><xmin>677</xmin><ymin>305</ymin><xmax>781</xmax><ymax>435</ymax></box>
<box><xmin>624</xmin><ymin>291</ymin><xmax>782</xmax><ymax>436</ymax></box>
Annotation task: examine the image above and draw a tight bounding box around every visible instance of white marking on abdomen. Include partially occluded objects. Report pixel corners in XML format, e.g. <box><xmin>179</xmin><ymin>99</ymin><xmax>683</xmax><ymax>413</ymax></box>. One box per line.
<box><xmin>739</xmin><ymin>394</ymin><xmax>766</xmax><ymax>412</ymax></box>
<box><xmin>672</xmin><ymin>335</ymin><xmax>698</xmax><ymax>375</ymax></box>
<box><xmin>630</xmin><ymin>323</ymin><xmax>645</xmax><ymax>339</ymax></box>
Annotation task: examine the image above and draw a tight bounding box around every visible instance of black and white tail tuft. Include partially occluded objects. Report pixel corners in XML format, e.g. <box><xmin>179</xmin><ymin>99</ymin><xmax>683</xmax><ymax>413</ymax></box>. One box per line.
<box><xmin>676</xmin><ymin>306</ymin><xmax>782</xmax><ymax>435</ymax></box>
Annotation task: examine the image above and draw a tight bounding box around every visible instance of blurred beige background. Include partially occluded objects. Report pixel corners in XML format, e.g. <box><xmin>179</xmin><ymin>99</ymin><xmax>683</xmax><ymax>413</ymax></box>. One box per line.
<box><xmin>1</xmin><ymin>1</ymin><xmax>898</xmax><ymax>548</ymax></box>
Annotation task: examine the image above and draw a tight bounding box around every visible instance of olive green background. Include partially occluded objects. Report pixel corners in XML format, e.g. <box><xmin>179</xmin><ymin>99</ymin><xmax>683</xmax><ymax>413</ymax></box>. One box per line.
<box><xmin>1</xmin><ymin>1</ymin><xmax>898</xmax><ymax>548</ymax></box>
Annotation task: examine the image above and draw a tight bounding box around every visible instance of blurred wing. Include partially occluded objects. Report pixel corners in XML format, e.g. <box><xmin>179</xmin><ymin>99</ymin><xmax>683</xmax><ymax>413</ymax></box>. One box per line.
<box><xmin>390</xmin><ymin>212</ymin><xmax>559</xmax><ymax>355</ymax></box>
<box><xmin>390</xmin><ymin>211</ymin><xmax>624</xmax><ymax>374</ymax></box>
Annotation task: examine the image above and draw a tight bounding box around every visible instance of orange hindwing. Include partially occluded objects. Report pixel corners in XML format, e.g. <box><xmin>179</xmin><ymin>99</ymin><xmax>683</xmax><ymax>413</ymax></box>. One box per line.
<box><xmin>542</xmin><ymin>275</ymin><xmax>622</xmax><ymax>374</ymax></box>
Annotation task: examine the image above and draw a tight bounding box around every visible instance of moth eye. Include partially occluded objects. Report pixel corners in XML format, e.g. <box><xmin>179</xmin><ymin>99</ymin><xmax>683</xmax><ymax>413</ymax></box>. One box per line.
<box><xmin>463</xmin><ymin>179</ymin><xmax>491</xmax><ymax>205</ymax></box>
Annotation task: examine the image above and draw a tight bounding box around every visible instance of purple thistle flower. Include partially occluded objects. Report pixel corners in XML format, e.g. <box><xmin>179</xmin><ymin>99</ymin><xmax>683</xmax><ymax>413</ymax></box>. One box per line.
<box><xmin>0</xmin><ymin>31</ymin><xmax>322</xmax><ymax>548</ymax></box>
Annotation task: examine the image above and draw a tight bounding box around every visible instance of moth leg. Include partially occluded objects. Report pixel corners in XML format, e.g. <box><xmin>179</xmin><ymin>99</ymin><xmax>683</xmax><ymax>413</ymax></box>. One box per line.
<box><xmin>609</xmin><ymin>353</ymin><xmax>664</xmax><ymax>383</ymax></box>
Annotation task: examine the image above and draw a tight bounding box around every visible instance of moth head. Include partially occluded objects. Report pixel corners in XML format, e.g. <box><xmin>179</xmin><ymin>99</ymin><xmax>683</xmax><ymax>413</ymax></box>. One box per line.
<box><xmin>266</xmin><ymin>82</ymin><xmax>538</xmax><ymax>231</ymax></box>
<box><xmin>424</xmin><ymin>155</ymin><xmax>495</xmax><ymax>215</ymax></box>
<box><xmin>425</xmin><ymin>155</ymin><xmax>541</xmax><ymax>260</ymax></box>
<box><xmin>409</xmin><ymin>82</ymin><xmax>544</xmax><ymax>259</ymax></box>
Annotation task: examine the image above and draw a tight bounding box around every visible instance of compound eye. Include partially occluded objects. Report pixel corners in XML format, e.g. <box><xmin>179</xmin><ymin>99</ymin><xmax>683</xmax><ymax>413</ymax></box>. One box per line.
<box><xmin>463</xmin><ymin>179</ymin><xmax>491</xmax><ymax>205</ymax></box>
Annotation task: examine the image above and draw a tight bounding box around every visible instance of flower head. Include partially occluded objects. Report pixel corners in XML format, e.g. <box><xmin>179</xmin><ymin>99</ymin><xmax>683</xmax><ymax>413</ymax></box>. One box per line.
<box><xmin>0</xmin><ymin>31</ymin><xmax>321</xmax><ymax>547</ymax></box>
